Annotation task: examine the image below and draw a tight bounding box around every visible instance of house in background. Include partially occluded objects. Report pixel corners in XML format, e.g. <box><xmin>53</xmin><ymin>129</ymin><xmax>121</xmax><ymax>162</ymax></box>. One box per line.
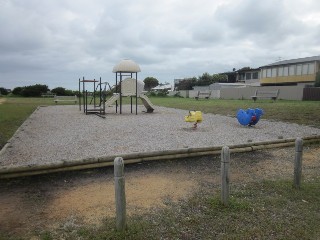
<box><xmin>259</xmin><ymin>55</ymin><xmax>320</xmax><ymax>86</ymax></box>
<box><xmin>235</xmin><ymin>67</ymin><xmax>260</xmax><ymax>85</ymax></box>
<box><xmin>152</xmin><ymin>83</ymin><xmax>173</xmax><ymax>92</ymax></box>
<box><xmin>219</xmin><ymin>67</ymin><xmax>260</xmax><ymax>86</ymax></box>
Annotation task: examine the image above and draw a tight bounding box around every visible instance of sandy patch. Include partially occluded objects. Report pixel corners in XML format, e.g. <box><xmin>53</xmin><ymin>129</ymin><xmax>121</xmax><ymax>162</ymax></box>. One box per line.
<box><xmin>44</xmin><ymin>172</ymin><xmax>196</xmax><ymax>227</ymax></box>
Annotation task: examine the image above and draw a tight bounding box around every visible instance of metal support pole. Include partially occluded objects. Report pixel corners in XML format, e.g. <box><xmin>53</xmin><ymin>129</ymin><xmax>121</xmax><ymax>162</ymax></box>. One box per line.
<box><xmin>85</xmin><ymin>90</ymin><xmax>88</xmax><ymax>114</ymax></box>
<box><xmin>79</xmin><ymin>78</ymin><xmax>81</xmax><ymax>111</ymax></box>
<box><xmin>135</xmin><ymin>72</ymin><xmax>138</xmax><ymax>115</ymax></box>
<box><xmin>93</xmin><ymin>79</ymin><xmax>96</xmax><ymax>108</ymax></box>
<box><xmin>116</xmin><ymin>74</ymin><xmax>118</xmax><ymax>113</ymax></box>
<box><xmin>82</xmin><ymin>77</ymin><xmax>85</xmax><ymax>113</ymax></box>
<box><xmin>102</xmin><ymin>93</ymin><xmax>106</xmax><ymax>115</ymax></box>
<box><xmin>100</xmin><ymin>77</ymin><xmax>102</xmax><ymax>106</ymax></box>
<box><xmin>119</xmin><ymin>72</ymin><xmax>122</xmax><ymax>114</ymax></box>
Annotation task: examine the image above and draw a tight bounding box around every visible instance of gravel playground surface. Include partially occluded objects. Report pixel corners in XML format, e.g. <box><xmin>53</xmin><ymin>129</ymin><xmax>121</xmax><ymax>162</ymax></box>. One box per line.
<box><xmin>0</xmin><ymin>104</ymin><xmax>320</xmax><ymax>168</ymax></box>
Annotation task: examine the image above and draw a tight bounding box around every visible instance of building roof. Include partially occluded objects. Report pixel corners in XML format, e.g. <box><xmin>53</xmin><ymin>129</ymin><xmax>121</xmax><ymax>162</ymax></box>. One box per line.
<box><xmin>152</xmin><ymin>84</ymin><xmax>173</xmax><ymax>91</ymax></box>
<box><xmin>261</xmin><ymin>55</ymin><xmax>320</xmax><ymax>68</ymax></box>
<box><xmin>220</xmin><ymin>67</ymin><xmax>260</xmax><ymax>75</ymax></box>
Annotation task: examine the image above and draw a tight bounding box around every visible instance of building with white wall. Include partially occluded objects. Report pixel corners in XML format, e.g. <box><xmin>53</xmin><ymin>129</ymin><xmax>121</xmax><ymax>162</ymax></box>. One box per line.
<box><xmin>260</xmin><ymin>55</ymin><xmax>320</xmax><ymax>86</ymax></box>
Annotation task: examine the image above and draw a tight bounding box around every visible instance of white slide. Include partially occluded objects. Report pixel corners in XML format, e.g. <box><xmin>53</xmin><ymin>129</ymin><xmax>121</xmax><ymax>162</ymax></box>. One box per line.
<box><xmin>139</xmin><ymin>94</ymin><xmax>155</xmax><ymax>113</ymax></box>
<box><xmin>105</xmin><ymin>94</ymin><xmax>120</xmax><ymax>107</ymax></box>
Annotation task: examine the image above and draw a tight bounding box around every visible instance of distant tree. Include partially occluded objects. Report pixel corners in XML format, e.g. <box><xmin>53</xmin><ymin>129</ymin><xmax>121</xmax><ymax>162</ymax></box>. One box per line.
<box><xmin>315</xmin><ymin>71</ymin><xmax>320</xmax><ymax>87</ymax></box>
<box><xmin>51</xmin><ymin>87</ymin><xmax>77</xmax><ymax>96</ymax></box>
<box><xmin>212</xmin><ymin>74</ymin><xmax>228</xmax><ymax>82</ymax></box>
<box><xmin>176</xmin><ymin>77</ymin><xmax>197</xmax><ymax>90</ymax></box>
<box><xmin>51</xmin><ymin>87</ymin><xmax>67</xmax><ymax>96</ymax></box>
<box><xmin>65</xmin><ymin>90</ymin><xmax>74</xmax><ymax>96</ymax></box>
<box><xmin>194</xmin><ymin>73</ymin><xmax>228</xmax><ymax>86</ymax></box>
<box><xmin>12</xmin><ymin>87</ymin><xmax>23</xmax><ymax>95</ymax></box>
<box><xmin>21</xmin><ymin>84</ymin><xmax>49</xmax><ymax>97</ymax></box>
<box><xmin>197</xmin><ymin>72</ymin><xmax>214</xmax><ymax>86</ymax></box>
<box><xmin>238</xmin><ymin>67</ymin><xmax>251</xmax><ymax>71</ymax></box>
<box><xmin>144</xmin><ymin>77</ymin><xmax>159</xmax><ymax>91</ymax></box>
<box><xmin>0</xmin><ymin>87</ymin><xmax>8</xmax><ymax>95</ymax></box>
<box><xmin>157</xmin><ymin>89</ymin><xmax>169</xmax><ymax>97</ymax></box>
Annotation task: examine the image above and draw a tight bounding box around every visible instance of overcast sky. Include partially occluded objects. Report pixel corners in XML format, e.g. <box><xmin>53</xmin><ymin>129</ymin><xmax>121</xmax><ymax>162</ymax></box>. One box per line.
<box><xmin>0</xmin><ymin>0</ymin><xmax>320</xmax><ymax>90</ymax></box>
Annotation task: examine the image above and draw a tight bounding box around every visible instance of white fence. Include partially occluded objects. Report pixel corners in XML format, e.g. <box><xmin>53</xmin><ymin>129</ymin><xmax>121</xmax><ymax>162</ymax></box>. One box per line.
<box><xmin>170</xmin><ymin>85</ymin><xmax>306</xmax><ymax>100</ymax></box>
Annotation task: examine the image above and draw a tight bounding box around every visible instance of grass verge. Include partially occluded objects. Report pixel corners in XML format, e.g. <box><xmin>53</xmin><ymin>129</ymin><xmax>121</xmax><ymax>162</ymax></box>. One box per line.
<box><xmin>0</xmin><ymin>97</ymin><xmax>66</xmax><ymax>148</ymax></box>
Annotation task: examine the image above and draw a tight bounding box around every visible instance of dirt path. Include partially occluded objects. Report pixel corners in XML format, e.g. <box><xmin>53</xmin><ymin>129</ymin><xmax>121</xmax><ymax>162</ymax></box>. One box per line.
<box><xmin>0</xmin><ymin>145</ymin><xmax>319</xmax><ymax>238</ymax></box>
<box><xmin>0</xmin><ymin>98</ymin><xmax>6</xmax><ymax>104</ymax></box>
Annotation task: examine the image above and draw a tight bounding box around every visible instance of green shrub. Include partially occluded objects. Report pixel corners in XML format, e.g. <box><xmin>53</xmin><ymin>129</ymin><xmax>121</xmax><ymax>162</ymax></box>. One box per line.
<box><xmin>0</xmin><ymin>87</ymin><xmax>8</xmax><ymax>95</ymax></box>
<box><xmin>12</xmin><ymin>84</ymin><xmax>49</xmax><ymax>97</ymax></box>
<box><xmin>21</xmin><ymin>84</ymin><xmax>49</xmax><ymax>97</ymax></box>
<box><xmin>157</xmin><ymin>89</ymin><xmax>169</xmax><ymax>97</ymax></box>
<box><xmin>149</xmin><ymin>91</ymin><xmax>157</xmax><ymax>97</ymax></box>
<box><xmin>173</xmin><ymin>92</ymin><xmax>183</xmax><ymax>98</ymax></box>
<box><xmin>12</xmin><ymin>87</ymin><xmax>23</xmax><ymax>95</ymax></box>
<box><xmin>51</xmin><ymin>87</ymin><xmax>67</xmax><ymax>96</ymax></box>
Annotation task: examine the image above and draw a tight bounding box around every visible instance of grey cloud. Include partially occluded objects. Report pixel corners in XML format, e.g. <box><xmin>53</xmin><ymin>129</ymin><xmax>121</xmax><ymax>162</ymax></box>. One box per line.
<box><xmin>0</xmin><ymin>0</ymin><xmax>319</xmax><ymax>90</ymax></box>
<box><xmin>218</xmin><ymin>1</ymin><xmax>284</xmax><ymax>33</ymax></box>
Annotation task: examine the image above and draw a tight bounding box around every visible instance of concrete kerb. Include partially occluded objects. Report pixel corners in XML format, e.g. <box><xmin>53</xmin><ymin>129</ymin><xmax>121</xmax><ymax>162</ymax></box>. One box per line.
<box><xmin>1</xmin><ymin>135</ymin><xmax>320</xmax><ymax>179</ymax></box>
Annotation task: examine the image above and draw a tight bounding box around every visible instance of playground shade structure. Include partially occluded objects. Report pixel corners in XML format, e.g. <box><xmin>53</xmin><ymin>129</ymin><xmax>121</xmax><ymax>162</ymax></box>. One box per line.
<box><xmin>106</xmin><ymin>78</ymin><xmax>155</xmax><ymax>113</ymax></box>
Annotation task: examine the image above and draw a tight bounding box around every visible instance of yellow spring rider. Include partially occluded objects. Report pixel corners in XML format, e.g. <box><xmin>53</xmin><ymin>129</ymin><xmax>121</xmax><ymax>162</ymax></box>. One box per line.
<box><xmin>184</xmin><ymin>111</ymin><xmax>203</xmax><ymax>128</ymax></box>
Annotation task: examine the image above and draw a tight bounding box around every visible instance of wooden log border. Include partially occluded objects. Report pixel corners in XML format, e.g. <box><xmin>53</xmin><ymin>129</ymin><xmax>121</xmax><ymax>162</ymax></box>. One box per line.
<box><xmin>0</xmin><ymin>135</ymin><xmax>319</xmax><ymax>179</ymax></box>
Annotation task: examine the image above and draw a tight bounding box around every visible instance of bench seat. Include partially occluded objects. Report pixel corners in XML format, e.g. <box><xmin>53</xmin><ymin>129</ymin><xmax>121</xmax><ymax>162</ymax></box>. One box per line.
<box><xmin>54</xmin><ymin>95</ymin><xmax>77</xmax><ymax>104</ymax></box>
<box><xmin>41</xmin><ymin>93</ymin><xmax>56</xmax><ymax>97</ymax></box>
<box><xmin>195</xmin><ymin>91</ymin><xmax>211</xmax><ymax>100</ymax></box>
<box><xmin>251</xmin><ymin>89</ymin><xmax>279</xmax><ymax>102</ymax></box>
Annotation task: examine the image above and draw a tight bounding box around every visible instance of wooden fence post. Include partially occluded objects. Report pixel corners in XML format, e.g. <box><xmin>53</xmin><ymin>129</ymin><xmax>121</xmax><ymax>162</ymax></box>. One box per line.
<box><xmin>221</xmin><ymin>146</ymin><xmax>230</xmax><ymax>205</ymax></box>
<box><xmin>293</xmin><ymin>138</ymin><xmax>303</xmax><ymax>189</ymax></box>
<box><xmin>114</xmin><ymin>157</ymin><xmax>126</xmax><ymax>231</ymax></box>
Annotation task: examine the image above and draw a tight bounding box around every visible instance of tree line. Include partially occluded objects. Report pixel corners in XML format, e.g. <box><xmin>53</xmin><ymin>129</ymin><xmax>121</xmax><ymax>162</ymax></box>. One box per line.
<box><xmin>143</xmin><ymin>73</ymin><xmax>228</xmax><ymax>91</ymax></box>
<box><xmin>175</xmin><ymin>73</ymin><xmax>227</xmax><ymax>90</ymax></box>
<box><xmin>0</xmin><ymin>79</ymin><xmax>158</xmax><ymax>97</ymax></box>
<box><xmin>0</xmin><ymin>84</ymin><xmax>77</xmax><ymax>97</ymax></box>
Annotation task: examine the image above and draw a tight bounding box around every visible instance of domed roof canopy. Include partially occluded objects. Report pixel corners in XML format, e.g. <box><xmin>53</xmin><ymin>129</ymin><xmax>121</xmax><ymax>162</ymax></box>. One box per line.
<box><xmin>112</xmin><ymin>59</ymin><xmax>141</xmax><ymax>73</ymax></box>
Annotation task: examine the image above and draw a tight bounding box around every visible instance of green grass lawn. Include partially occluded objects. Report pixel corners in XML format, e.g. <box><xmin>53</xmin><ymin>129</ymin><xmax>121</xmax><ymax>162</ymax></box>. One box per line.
<box><xmin>0</xmin><ymin>97</ymin><xmax>66</xmax><ymax>148</ymax></box>
<box><xmin>150</xmin><ymin>97</ymin><xmax>320</xmax><ymax>127</ymax></box>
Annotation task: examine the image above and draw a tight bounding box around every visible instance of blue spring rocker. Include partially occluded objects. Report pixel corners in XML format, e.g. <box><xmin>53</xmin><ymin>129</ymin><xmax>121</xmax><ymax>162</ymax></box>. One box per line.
<box><xmin>236</xmin><ymin>108</ymin><xmax>264</xmax><ymax>126</ymax></box>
